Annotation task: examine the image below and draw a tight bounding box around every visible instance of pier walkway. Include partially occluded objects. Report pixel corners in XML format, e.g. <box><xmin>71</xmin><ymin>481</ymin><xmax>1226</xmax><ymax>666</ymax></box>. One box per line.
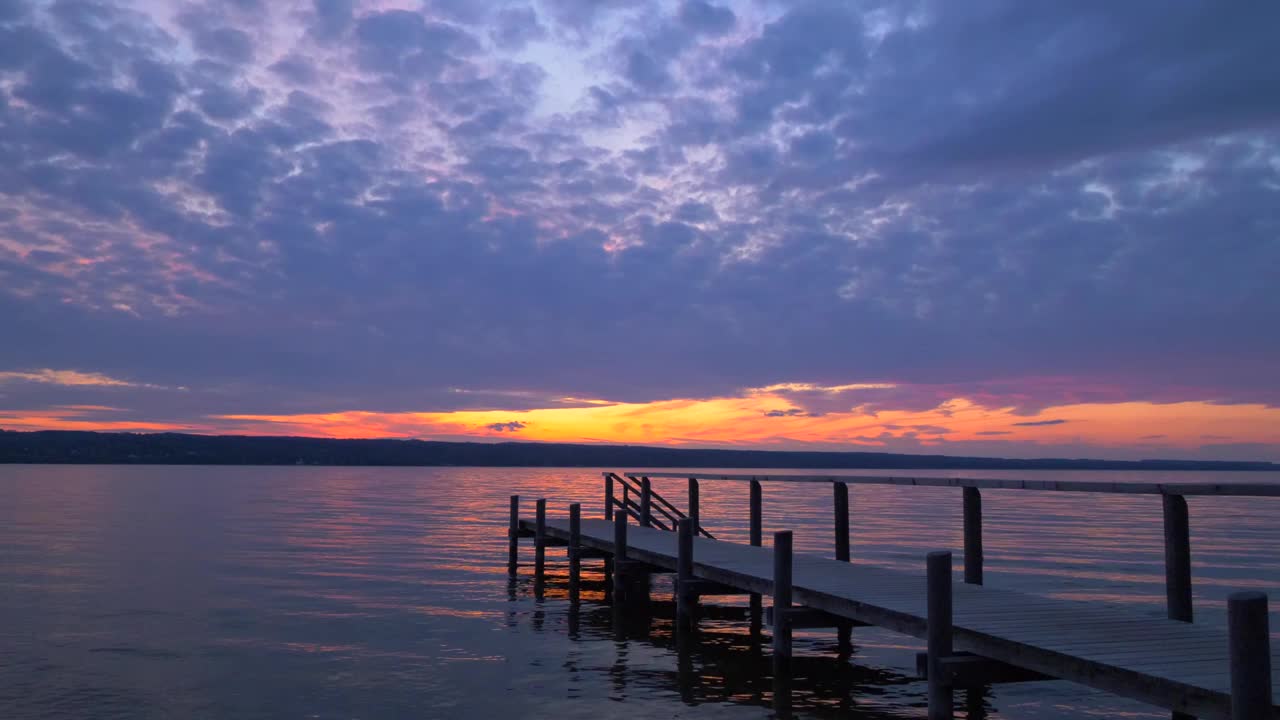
<box><xmin>520</xmin><ymin>514</ymin><xmax>1277</xmax><ymax>719</ymax></box>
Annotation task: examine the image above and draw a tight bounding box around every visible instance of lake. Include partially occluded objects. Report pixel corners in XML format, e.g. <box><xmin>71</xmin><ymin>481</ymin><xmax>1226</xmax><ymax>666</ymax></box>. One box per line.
<box><xmin>2</xmin><ymin>465</ymin><xmax>1278</xmax><ymax>719</ymax></box>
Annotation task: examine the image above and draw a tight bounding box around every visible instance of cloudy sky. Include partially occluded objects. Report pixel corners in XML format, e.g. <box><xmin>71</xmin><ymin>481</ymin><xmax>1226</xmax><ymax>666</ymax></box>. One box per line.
<box><xmin>1</xmin><ymin>0</ymin><xmax>1277</xmax><ymax>460</ymax></box>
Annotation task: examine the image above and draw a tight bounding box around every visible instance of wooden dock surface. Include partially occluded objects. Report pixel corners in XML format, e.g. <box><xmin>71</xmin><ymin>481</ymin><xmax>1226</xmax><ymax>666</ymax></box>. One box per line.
<box><xmin>523</xmin><ymin>516</ymin><xmax>1280</xmax><ymax>720</ymax></box>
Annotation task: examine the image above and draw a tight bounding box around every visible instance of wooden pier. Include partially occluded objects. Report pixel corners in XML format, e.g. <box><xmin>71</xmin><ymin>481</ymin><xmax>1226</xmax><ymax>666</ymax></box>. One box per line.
<box><xmin>509</xmin><ymin>472</ymin><xmax>1279</xmax><ymax>719</ymax></box>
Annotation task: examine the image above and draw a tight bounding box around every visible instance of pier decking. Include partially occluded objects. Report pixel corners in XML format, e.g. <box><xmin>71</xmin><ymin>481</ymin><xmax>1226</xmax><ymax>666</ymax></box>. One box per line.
<box><xmin>508</xmin><ymin>472</ymin><xmax>1278</xmax><ymax>719</ymax></box>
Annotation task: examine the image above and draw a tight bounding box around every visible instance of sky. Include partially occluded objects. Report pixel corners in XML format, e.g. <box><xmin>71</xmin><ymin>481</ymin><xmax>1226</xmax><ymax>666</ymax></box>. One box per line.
<box><xmin>0</xmin><ymin>0</ymin><xmax>1277</xmax><ymax>461</ymax></box>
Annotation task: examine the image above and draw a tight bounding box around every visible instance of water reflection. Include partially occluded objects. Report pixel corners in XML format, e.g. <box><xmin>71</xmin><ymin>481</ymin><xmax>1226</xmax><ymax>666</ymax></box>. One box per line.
<box><xmin>1</xmin><ymin>465</ymin><xmax>1276</xmax><ymax>719</ymax></box>
<box><xmin>524</xmin><ymin>562</ymin><xmax>924</xmax><ymax>718</ymax></box>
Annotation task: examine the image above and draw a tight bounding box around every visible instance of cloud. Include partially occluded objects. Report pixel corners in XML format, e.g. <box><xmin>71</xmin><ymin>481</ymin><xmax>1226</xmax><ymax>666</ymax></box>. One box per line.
<box><xmin>484</xmin><ymin>421</ymin><xmax>528</xmax><ymax>432</ymax></box>
<box><xmin>1012</xmin><ymin>419</ymin><xmax>1069</xmax><ymax>427</ymax></box>
<box><xmin>763</xmin><ymin>408</ymin><xmax>807</xmax><ymax>418</ymax></box>
<box><xmin>0</xmin><ymin>0</ymin><xmax>1275</xmax><ymax>461</ymax></box>
<box><xmin>191</xmin><ymin>27</ymin><xmax>254</xmax><ymax>64</ymax></box>
<box><xmin>490</xmin><ymin>6</ymin><xmax>546</xmax><ymax>50</ymax></box>
<box><xmin>67</xmin><ymin>395</ymin><xmax>1273</xmax><ymax>462</ymax></box>
<box><xmin>0</xmin><ymin>369</ymin><xmax>173</xmax><ymax>389</ymax></box>
<box><xmin>680</xmin><ymin>1</ymin><xmax>734</xmax><ymax>36</ymax></box>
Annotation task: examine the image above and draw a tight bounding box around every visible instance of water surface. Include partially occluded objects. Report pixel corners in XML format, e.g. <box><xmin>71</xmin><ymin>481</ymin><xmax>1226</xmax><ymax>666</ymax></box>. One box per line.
<box><xmin>1</xmin><ymin>465</ymin><xmax>1278</xmax><ymax>719</ymax></box>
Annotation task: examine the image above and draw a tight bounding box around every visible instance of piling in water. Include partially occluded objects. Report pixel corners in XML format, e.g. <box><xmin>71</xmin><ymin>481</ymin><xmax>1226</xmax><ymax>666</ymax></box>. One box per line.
<box><xmin>613</xmin><ymin>510</ymin><xmax>628</xmax><ymax>600</ymax></box>
<box><xmin>927</xmin><ymin>550</ymin><xmax>954</xmax><ymax>720</ymax></box>
<box><xmin>568</xmin><ymin>503</ymin><xmax>581</xmax><ymax>601</ymax></box>
<box><xmin>1228</xmin><ymin>591</ymin><xmax>1271</xmax><ymax>720</ymax></box>
<box><xmin>507</xmin><ymin>495</ymin><xmax>519</xmax><ymax>575</ymax></box>
<box><xmin>677</xmin><ymin>518</ymin><xmax>695</xmax><ymax>628</ymax></box>
<box><xmin>1163</xmin><ymin>494</ymin><xmax>1192</xmax><ymax>622</ymax></box>
<box><xmin>963</xmin><ymin>488</ymin><xmax>983</xmax><ymax>585</ymax></box>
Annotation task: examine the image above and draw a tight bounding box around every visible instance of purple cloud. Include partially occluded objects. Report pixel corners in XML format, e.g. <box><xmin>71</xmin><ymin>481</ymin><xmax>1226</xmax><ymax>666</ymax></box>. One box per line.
<box><xmin>0</xmin><ymin>0</ymin><xmax>1275</xmax><ymax>460</ymax></box>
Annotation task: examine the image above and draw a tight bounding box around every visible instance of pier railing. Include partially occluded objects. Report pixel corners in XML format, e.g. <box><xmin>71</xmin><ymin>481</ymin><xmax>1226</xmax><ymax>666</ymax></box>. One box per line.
<box><xmin>620</xmin><ymin>471</ymin><xmax>1280</xmax><ymax>623</ymax></box>
<box><xmin>604</xmin><ymin>472</ymin><xmax>714</xmax><ymax>539</ymax></box>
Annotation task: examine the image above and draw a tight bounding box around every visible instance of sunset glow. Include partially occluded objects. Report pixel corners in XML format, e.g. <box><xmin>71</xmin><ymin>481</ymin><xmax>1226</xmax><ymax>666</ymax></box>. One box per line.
<box><xmin>213</xmin><ymin>396</ymin><xmax>1280</xmax><ymax>457</ymax></box>
<box><xmin>3</xmin><ymin>383</ymin><xmax>1276</xmax><ymax>461</ymax></box>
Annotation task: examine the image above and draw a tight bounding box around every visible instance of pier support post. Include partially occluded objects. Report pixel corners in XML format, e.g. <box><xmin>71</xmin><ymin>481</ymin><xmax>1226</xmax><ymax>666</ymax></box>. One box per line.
<box><xmin>928</xmin><ymin>550</ymin><xmax>954</xmax><ymax>720</ymax></box>
<box><xmin>750</xmin><ymin>480</ymin><xmax>763</xmax><ymax>546</ymax></box>
<box><xmin>677</xmin><ymin>518</ymin><xmax>696</xmax><ymax>629</ymax></box>
<box><xmin>1164</xmin><ymin>495</ymin><xmax>1194</xmax><ymax>720</ymax></box>
<box><xmin>534</xmin><ymin>498</ymin><xmax>547</xmax><ymax>600</ymax></box>
<box><xmin>613</xmin><ymin>510</ymin><xmax>629</xmax><ymax>600</ymax></box>
<box><xmin>507</xmin><ymin>495</ymin><xmax>519</xmax><ymax>576</ymax></box>
<box><xmin>535</xmin><ymin>498</ymin><xmax>547</xmax><ymax>578</ymax></box>
<box><xmin>750</xmin><ymin>480</ymin><xmax>764</xmax><ymax>630</ymax></box>
<box><xmin>834</xmin><ymin>481</ymin><xmax>850</xmax><ymax>562</ymax></box>
<box><xmin>605</xmin><ymin>474</ymin><xmax>614</xmax><ymax>520</ymax></box>
<box><xmin>772</xmin><ymin>530</ymin><xmax>794</xmax><ymax>716</ymax></box>
<box><xmin>963</xmin><ymin>488</ymin><xmax>983</xmax><ymax>586</ymax></box>
<box><xmin>688</xmin><ymin>478</ymin><xmax>700</xmax><ymax>536</ymax></box>
<box><xmin>640</xmin><ymin>476</ymin><xmax>653</xmax><ymax>527</ymax></box>
<box><xmin>569</xmin><ymin>503</ymin><xmax>581</xmax><ymax>602</ymax></box>
<box><xmin>834</xmin><ymin>481</ymin><xmax>853</xmax><ymax>654</ymax></box>
<box><xmin>773</xmin><ymin>531</ymin><xmax>794</xmax><ymax>661</ymax></box>
<box><xmin>1228</xmin><ymin>591</ymin><xmax>1271</xmax><ymax>720</ymax></box>
<box><xmin>1163</xmin><ymin>495</ymin><xmax>1193</xmax><ymax>623</ymax></box>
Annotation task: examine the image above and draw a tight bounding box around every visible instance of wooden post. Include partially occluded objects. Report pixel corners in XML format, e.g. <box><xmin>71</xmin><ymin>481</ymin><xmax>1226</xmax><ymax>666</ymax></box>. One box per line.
<box><xmin>507</xmin><ymin>494</ymin><xmax>519</xmax><ymax>575</ymax></box>
<box><xmin>605</xmin><ymin>474</ymin><xmax>614</xmax><ymax>520</ymax></box>
<box><xmin>750</xmin><ymin>480</ymin><xmax>763</xmax><ymax>546</ymax></box>
<box><xmin>613</xmin><ymin>509</ymin><xmax>628</xmax><ymax>599</ymax></box>
<box><xmin>535</xmin><ymin>498</ymin><xmax>547</xmax><ymax>579</ymax></box>
<box><xmin>963</xmin><ymin>488</ymin><xmax>983</xmax><ymax>585</ymax></box>
<box><xmin>834</xmin><ymin>481</ymin><xmax>850</xmax><ymax>562</ymax></box>
<box><xmin>1228</xmin><ymin>591</ymin><xmax>1271</xmax><ymax>720</ymax></box>
<box><xmin>772</xmin><ymin>530</ymin><xmax>793</xmax><ymax>717</ymax></box>
<box><xmin>833</xmin><ymin>481</ymin><xmax>854</xmax><ymax>654</ymax></box>
<box><xmin>773</xmin><ymin>531</ymin><xmax>793</xmax><ymax>661</ymax></box>
<box><xmin>1163</xmin><ymin>494</ymin><xmax>1193</xmax><ymax>623</ymax></box>
<box><xmin>750</xmin><ymin>480</ymin><xmax>764</xmax><ymax>627</ymax></box>
<box><xmin>640</xmin><ymin>476</ymin><xmax>653</xmax><ymax>527</ymax></box>
<box><xmin>928</xmin><ymin>550</ymin><xmax>954</xmax><ymax>720</ymax></box>
<box><xmin>569</xmin><ymin>503</ymin><xmax>582</xmax><ymax>601</ymax></box>
<box><xmin>688</xmin><ymin>477</ymin><xmax>700</xmax><ymax>535</ymax></box>
<box><xmin>677</xmin><ymin>518</ymin><xmax>695</xmax><ymax>626</ymax></box>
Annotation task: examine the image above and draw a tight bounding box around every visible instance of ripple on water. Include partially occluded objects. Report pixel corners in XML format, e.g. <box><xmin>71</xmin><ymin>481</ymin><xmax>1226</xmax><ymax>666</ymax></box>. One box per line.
<box><xmin>1</xmin><ymin>464</ymin><xmax>1277</xmax><ymax>719</ymax></box>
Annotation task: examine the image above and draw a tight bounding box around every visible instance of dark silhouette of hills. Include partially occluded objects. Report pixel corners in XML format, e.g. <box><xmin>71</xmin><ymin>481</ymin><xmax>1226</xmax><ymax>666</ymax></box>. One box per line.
<box><xmin>0</xmin><ymin>429</ymin><xmax>1274</xmax><ymax>470</ymax></box>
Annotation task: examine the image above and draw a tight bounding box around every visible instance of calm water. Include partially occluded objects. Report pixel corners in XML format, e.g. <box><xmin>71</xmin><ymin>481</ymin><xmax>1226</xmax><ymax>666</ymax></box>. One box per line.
<box><xmin>2</xmin><ymin>465</ymin><xmax>1278</xmax><ymax>719</ymax></box>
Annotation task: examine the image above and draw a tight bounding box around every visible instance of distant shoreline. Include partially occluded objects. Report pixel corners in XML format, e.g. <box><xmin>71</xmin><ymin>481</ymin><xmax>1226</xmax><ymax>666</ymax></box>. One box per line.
<box><xmin>1</xmin><ymin>429</ymin><xmax>1274</xmax><ymax>471</ymax></box>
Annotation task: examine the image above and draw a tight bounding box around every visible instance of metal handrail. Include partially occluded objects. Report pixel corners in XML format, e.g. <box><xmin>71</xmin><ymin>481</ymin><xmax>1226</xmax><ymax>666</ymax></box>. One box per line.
<box><xmin>621</xmin><ymin>495</ymin><xmax>672</xmax><ymax>532</ymax></box>
<box><xmin>612</xmin><ymin>474</ymin><xmax>680</xmax><ymax>529</ymax></box>
<box><xmin>615</xmin><ymin>473</ymin><xmax>675</xmax><ymax>524</ymax></box>
<box><xmin>606</xmin><ymin>472</ymin><xmax>714</xmax><ymax>539</ymax></box>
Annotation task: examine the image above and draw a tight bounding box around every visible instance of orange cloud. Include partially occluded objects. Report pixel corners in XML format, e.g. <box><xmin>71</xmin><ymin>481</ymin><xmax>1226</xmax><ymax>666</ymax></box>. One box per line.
<box><xmin>4</xmin><ymin>384</ymin><xmax>1277</xmax><ymax>458</ymax></box>
<box><xmin>212</xmin><ymin>392</ymin><xmax>1280</xmax><ymax>452</ymax></box>
<box><xmin>0</xmin><ymin>406</ymin><xmax>188</xmax><ymax>432</ymax></box>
